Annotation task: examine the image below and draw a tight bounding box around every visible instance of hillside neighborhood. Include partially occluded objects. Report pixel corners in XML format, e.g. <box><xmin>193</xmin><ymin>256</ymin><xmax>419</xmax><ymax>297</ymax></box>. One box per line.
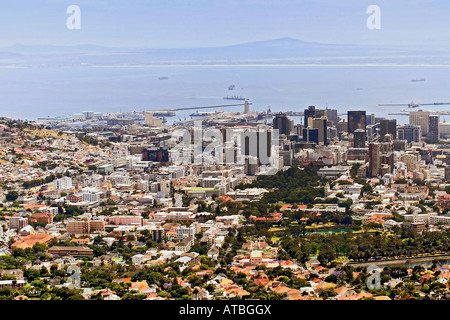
<box><xmin>2</xmin><ymin>114</ymin><xmax>450</xmax><ymax>301</ymax></box>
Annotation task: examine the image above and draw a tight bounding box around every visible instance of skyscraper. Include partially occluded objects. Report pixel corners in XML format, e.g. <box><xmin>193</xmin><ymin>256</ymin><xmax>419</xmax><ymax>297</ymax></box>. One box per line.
<box><xmin>325</xmin><ymin>109</ymin><xmax>339</xmax><ymax>126</ymax></box>
<box><xmin>409</xmin><ymin>110</ymin><xmax>430</xmax><ymax>136</ymax></box>
<box><xmin>303</xmin><ymin>128</ymin><xmax>319</xmax><ymax>145</ymax></box>
<box><xmin>369</xmin><ymin>142</ymin><xmax>381</xmax><ymax>177</ymax></box>
<box><xmin>312</xmin><ymin>117</ymin><xmax>328</xmax><ymax>145</ymax></box>
<box><xmin>353</xmin><ymin>129</ymin><xmax>366</xmax><ymax>148</ymax></box>
<box><xmin>366</xmin><ymin>113</ymin><xmax>376</xmax><ymax>125</ymax></box>
<box><xmin>380</xmin><ymin>134</ymin><xmax>394</xmax><ymax>173</ymax></box>
<box><xmin>379</xmin><ymin>119</ymin><xmax>397</xmax><ymax>140</ymax></box>
<box><xmin>304</xmin><ymin>106</ymin><xmax>316</xmax><ymax>128</ymax></box>
<box><xmin>241</xmin><ymin>129</ymin><xmax>272</xmax><ymax>166</ymax></box>
<box><xmin>244</xmin><ymin>156</ymin><xmax>258</xmax><ymax>176</ymax></box>
<box><xmin>347</xmin><ymin>111</ymin><xmax>366</xmax><ymax>133</ymax></box>
<box><xmin>272</xmin><ymin>113</ymin><xmax>294</xmax><ymax>135</ymax></box>
<box><xmin>397</xmin><ymin>124</ymin><xmax>421</xmax><ymax>143</ymax></box>
<box><xmin>308</xmin><ymin>107</ymin><xmax>339</xmax><ymax>126</ymax></box>
<box><xmin>428</xmin><ymin>114</ymin><xmax>440</xmax><ymax>142</ymax></box>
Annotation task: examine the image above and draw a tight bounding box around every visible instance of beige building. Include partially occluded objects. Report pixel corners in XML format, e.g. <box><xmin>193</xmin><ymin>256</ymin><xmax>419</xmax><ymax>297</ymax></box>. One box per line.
<box><xmin>175</xmin><ymin>236</ymin><xmax>195</xmax><ymax>252</ymax></box>
<box><xmin>409</xmin><ymin>110</ymin><xmax>430</xmax><ymax>136</ymax></box>
<box><xmin>66</xmin><ymin>219</ymin><xmax>105</xmax><ymax>235</ymax></box>
<box><xmin>401</xmin><ymin>153</ymin><xmax>420</xmax><ymax>172</ymax></box>
<box><xmin>144</xmin><ymin>112</ymin><xmax>163</xmax><ymax>127</ymax></box>
<box><xmin>66</xmin><ymin>220</ymin><xmax>90</xmax><ymax>235</ymax></box>
<box><xmin>47</xmin><ymin>246</ymin><xmax>94</xmax><ymax>257</ymax></box>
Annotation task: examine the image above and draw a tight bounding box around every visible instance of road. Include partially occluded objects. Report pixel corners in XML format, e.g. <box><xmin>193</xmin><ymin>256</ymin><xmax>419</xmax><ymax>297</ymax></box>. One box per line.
<box><xmin>348</xmin><ymin>254</ymin><xmax>450</xmax><ymax>268</ymax></box>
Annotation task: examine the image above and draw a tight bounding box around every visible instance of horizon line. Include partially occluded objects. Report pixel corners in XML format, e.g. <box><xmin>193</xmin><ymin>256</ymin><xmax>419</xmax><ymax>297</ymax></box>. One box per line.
<box><xmin>0</xmin><ymin>37</ymin><xmax>441</xmax><ymax>51</ymax></box>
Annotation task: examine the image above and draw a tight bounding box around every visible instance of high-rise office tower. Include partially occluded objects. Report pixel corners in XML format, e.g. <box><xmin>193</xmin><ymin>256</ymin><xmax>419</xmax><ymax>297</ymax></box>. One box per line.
<box><xmin>347</xmin><ymin>111</ymin><xmax>366</xmax><ymax>133</ymax></box>
<box><xmin>397</xmin><ymin>124</ymin><xmax>421</xmax><ymax>143</ymax></box>
<box><xmin>272</xmin><ymin>113</ymin><xmax>294</xmax><ymax>135</ymax></box>
<box><xmin>312</xmin><ymin>117</ymin><xmax>328</xmax><ymax>145</ymax></box>
<box><xmin>241</xmin><ymin>129</ymin><xmax>272</xmax><ymax>165</ymax></box>
<box><xmin>304</xmin><ymin>106</ymin><xmax>316</xmax><ymax>128</ymax></box>
<box><xmin>294</xmin><ymin>124</ymin><xmax>304</xmax><ymax>136</ymax></box>
<box><xmin>303</xmin><ymin>128</ymin><xmax>319</xmax><ymax>145</ymax></box>
<box><xmin>353</xmin><ymin>129</ymin><xmax>366</xmax><ymax>148</ymax></box>
<box><xmin>379</xmin><ymin>119</ymin><xmax>397</xmax><ymax>140</ymax></box>
<box><xmin>311</xmin><ymin>108</ymin><xmax>339</xmax><ymax>126</ymax></box>
<box><xmin>327</xmin><ymin>126</ymin><xmax>338</xmax><ymax>141</ymax></box>
<box><xmin>244</xmin><ymin>156</ymin><xmax>258</xmax><ymax>175</ymax></box>
<box><xmin>369</xmin><ymin>142</ymin><xmax>381</xmax><ymax>177</ymax></box>
<box><xmin>325</xmin><ymin>109</ymin><xmax>339</xmax><ymax>126</ymax></box>
<box><xmin>428</xmin><ymin>114</ymin><xmax>440</xmax><ymax>142</ymax></box>
<box><xmin>409</xmin><ymin>110</ymin><xmax>430</xmax><ymax>136</ymax></box>
<box><xmin>366</xmin><ymin>113</ymin><xmax>376</xmax><ymax>125</ymax></box>
<box><xmin>380</xmin><ymin>134</ymin><xmax>394</xmax><ymax>172</ymax></box>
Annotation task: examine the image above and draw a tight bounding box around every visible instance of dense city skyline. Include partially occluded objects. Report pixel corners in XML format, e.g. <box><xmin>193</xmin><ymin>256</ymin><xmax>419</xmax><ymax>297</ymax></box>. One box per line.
<box><xmin>3</xmin><ymin>2</ymin><xmax>450</xmax><ymax>314</ymax></box>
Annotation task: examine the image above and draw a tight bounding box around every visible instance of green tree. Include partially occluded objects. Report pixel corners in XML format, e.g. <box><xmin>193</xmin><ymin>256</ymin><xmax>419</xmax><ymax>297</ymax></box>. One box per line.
<box><xmin>5</xmin><ymin>191</ymin><xmax>18</xmax><ymax>202</ymax></box>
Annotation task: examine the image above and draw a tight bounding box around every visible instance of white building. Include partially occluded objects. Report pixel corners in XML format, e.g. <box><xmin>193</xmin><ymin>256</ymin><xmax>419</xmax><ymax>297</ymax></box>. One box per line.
<box><xmin>39</xmin><ymin>206</ymin><xmax>59</xmax><ymax>216</ymax></box>
<box><xmin>403</xmin><ymin>212</ymin><xmax>450</xmax><ymax>225</ymax></box>
<box><xmin>383</xmin><ymin>173</ymin><xmax>394</xmax><ymax>185</ymax></box>
<box><xmin>131</xmin><ymin>254</ymin><xmax>145</xmax><ymax>265</ymax></box>
<box><xmin>81</xmin><ymin>192</ymin><xmax>100</xmax><ymax>203</ymax></box>
<box><xmin>176</xmin><ymin>223</ymin><xmax>198</xmax><ymax>240</ymax></box>
<box><xmin>126</xmin><ymin>155</ymin><xmax>150</xmax><ymax>170</ymax></box>
<box><xmin>54</xmin><ymin>176</ymin><xmax>73</xmax><ymax>190</ymax></box>
<box><xmin>9</xmin><ymin>216</ymin><xmax>28</xmax><ymax>230</ymax></box>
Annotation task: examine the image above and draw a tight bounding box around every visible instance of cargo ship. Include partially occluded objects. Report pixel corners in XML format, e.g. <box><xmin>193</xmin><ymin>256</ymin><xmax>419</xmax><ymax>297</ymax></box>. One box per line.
<box><xmin>152</xmin><ymin>111</ymin><xmax>176</xmax><ymax>117</ymax></box>
<box><xmin>224</xmin><ymin>95</ymin><xmax>246</xmax><ymax>101</ymax></box>
<box><xmin>189</xmin><ymin>111</ymin><xmax>220</xmax><ymax>117</ymax></box>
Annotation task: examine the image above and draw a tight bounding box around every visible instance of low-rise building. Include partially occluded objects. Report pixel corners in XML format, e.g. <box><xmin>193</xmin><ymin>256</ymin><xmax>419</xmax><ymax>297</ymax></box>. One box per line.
<box><xmin>175</xmin><ymin>236</ymin><xmax>195</xmax><ymax>253</ymax></box>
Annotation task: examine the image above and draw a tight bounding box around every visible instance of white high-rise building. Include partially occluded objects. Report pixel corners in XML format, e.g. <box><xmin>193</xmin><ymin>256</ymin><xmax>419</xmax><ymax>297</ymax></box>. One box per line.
<box><xmin>54</xmin><ymin>176</ymin><xmax>73</xmax><ymax>190</ymax></box>
<box><xmin>80</xmin><ymin>187</ymin><xmax>103</xmax><ymax>203</ymax></box>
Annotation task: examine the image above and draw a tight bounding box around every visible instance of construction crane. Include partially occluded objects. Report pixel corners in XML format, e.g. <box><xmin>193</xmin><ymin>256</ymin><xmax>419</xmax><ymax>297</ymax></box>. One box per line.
<box><xmin>379</xmin><ymin>101</ymin><xmax>450</xmax><ymax>108</ymax></box>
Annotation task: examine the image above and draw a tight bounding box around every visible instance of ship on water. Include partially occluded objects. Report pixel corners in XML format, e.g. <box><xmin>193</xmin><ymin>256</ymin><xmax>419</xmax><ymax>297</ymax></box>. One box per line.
<box><xmin>411</xmin><ymin>78</ymin><xmax>425</xmax><ymax>82</ymax></box>
<box><xmin>189</xmin><ymin>111</ymin><xmax>221</xmax><ymax>117</ymax></box>
<box><xmin>158</xmin><ymin>76</ymin><xmax>169</xmax><ymax>80</ymax></box>
<box><xmin>224</xmin><ymin>95</ymin><xmax>246</xmax><ymax>101</ymax></box>
<box><xmin>152</xmin><ymin>111</ymin><xmax>176</xmax><ymax>117</ymax></box>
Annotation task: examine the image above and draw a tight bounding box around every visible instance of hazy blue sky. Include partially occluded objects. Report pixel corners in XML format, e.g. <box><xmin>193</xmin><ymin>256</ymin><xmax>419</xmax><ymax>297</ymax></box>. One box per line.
<box><xmin>0</xmin><ymin>0</ymin><xmax>449</xmax><ymax>48</ymax></box>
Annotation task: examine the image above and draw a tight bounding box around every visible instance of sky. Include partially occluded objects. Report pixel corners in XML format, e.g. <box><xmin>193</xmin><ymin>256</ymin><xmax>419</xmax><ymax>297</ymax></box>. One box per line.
<box><xmin>0</xmin><ymin>0</ymin><xmax>449</xmax><ymax>48</ymax></box>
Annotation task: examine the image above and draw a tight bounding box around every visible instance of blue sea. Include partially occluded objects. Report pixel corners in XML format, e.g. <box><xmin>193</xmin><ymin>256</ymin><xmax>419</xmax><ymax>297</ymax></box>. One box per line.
<box><xmin>2</xmin><ymin>64</ymin><xmax>450</xmax><ymax>124</ymax></box>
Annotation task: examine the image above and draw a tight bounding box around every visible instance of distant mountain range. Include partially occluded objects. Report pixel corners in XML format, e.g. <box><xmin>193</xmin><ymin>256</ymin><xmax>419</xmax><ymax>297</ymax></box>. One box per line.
<box><xmin>0</xmin><ymin>37</ymin><xmax>449</xmax><ymax>66</ymax></box>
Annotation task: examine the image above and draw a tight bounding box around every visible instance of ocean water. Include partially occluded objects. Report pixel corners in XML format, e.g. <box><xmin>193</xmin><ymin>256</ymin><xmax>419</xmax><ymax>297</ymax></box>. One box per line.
<box><xmin>2</xmin><ymin>64</ymin><xmax>450</xmax><ymax>124</ymax></box>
